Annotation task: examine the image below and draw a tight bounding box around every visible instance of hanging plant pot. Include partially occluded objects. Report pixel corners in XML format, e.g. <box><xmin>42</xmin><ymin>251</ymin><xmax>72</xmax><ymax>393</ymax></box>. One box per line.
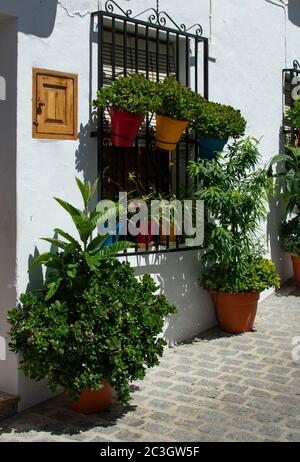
<box><xmin>156</xmin><ymin>114</ymin><xmax>189</xmax><ymax>151</ymax></box>
<box><xmin>110</xmin><ymin>108</ymin><xmax>144</xmax><ymax>148</ymax></box>
<box><xmin>291</xmin><ymin>254</ymin><xmax>300</xmax><ymax>287</ymax></box>
<box><xmin>159</xmin><ymin>223</ymin><xmax>177</xmax><ymax>244</ymax></box>
<box><xmin>198</xmin><ymin>135</ymin><xmax>228</xmax><ymax>159</ymax></box>
<box><xmin>212</xmin><ymin>291</ymin><xmax>260</xmax><ymax>334</ymax></box>
<box><xmin>136</xmin><ymin>220</ymin><xmax>156</xmax><ymax>249</ymax></box>
<box><xmin>103</xmin><ymin>222</ymin><xmax>124</xmax><ymax>248</ymax></box>
<box><xmin>67</xmin><ymin>381</ymin><xmax>113</xmax><ymax>414</ymax></box>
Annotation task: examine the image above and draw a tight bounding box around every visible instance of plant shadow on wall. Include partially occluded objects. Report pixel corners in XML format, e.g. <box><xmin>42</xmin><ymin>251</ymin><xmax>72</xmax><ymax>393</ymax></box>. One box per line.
<box><xmin>4</xmin><ymin>0</ymin><xmax>58</xmax><ymax>37</ymax></box>
<box><xmin>288</xmin><ymin>0</ymin><xmax>300</xmax><ymax>28</ymax></box>
<box><xmin>132</xmin><ymin>253</ymin><xmax>217</xmax><ymax>346</ymax></box>
<box><xmin>75</xmin><ymin>112</ymin><xmax>98</xmax><ymax>185</ymax></box>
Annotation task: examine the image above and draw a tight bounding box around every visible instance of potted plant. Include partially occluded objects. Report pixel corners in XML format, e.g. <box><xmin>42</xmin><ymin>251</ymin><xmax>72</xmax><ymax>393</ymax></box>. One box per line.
<box><xmin>269</xmin><ymin>146</ymin><xmax>300</xmax><ymax>285</ymax></box>
<box><xmin>191</xmin><ymin>99</ymin><xmax>247</xmax><ymax>159</ymax></box>
<box><xmin>127</xmin><ymin>172</ymin><xmax>158</xmax><ymax>249</ymax></box>
<box><xmin>155</xmin><ymin>76</ymin><xmax>199</xmax><ymax>151</ymax></box>
<box><xmin>282</xmin><ymin>216</ymin><xmax>300</xmax><ymax>287</ymax></box>
<box><xmin>188</xmin><ymin>137</ymin><xmax>280</xmax><ymax>333</ymax></box>
<box><xmin>93</xmin><ymin>73</ymin><xmax>160</xmax><ymax>148</ymax></box>
<box><xmin>287</xmin><ymin>100</ymin><xmax>300</xmax><ymax>146</ymax></box>
<box><xmin>158</xmin><ymin>186</ymin><xmax>195</xmax><ymax>246</ymax></box>
<box><xmin>7</xmin><ymin>178</ymin><xmax>176</xmax><ymax>413</ymax></box>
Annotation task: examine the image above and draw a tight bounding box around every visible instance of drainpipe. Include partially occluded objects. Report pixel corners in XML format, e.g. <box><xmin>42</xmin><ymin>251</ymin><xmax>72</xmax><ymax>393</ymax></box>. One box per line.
<box><xmin>265</xmin><ymin>0</ymin><xmax>288</xmax><ymax>67</ymax></box>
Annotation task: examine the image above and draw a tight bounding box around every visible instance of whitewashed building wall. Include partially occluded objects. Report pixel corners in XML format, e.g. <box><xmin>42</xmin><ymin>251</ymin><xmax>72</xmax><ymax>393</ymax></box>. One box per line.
<box><xmin>0</xmin><ymin>0</ymin><xmax>299</xmax><ymax>409</ymax></box>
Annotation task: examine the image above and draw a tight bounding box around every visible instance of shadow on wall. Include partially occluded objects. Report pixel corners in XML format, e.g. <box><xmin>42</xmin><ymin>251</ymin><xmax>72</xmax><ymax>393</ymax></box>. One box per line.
<box><xmin>75</xmin><ymin>115</ymin><xmax>98</xmax><ymax>186</ymax></box>
<box><xmin>75</xmin><ymin>15</ymin><xmax>98</xmax><ymax>188</ymax></box>
<box><xmin>0</xmin><ymin>0</ymin><xmax>58</xmax><ymax>37</ymax></box>
<box><xmin>132</xmin><ymin>251</ymin><xmax>216</xmax><ymax>345</ymax></box>
<box><xmin>288</xmin><ymin>0</ymin><xmax>300</xmax><ymax>27</ymax></box>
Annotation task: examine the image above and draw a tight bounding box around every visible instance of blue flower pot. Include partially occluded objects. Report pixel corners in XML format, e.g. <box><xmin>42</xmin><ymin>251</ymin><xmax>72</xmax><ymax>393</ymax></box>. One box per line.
<box><xmin>103</xmin><ymin>222</ymin><xmax>122</xmax><ymax>248</ymax></box>
<box><xmin>197</xmin><ymin>135</ymin><xmax>228</xmax><ymax>159</ymax></box>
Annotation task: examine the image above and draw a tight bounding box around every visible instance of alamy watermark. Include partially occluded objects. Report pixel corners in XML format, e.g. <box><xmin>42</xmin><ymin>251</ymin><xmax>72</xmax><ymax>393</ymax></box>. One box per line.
<box><xmin>96</xmin><ymin>193</ymin><xmax>204</xmax><ymax>247</ymax></box>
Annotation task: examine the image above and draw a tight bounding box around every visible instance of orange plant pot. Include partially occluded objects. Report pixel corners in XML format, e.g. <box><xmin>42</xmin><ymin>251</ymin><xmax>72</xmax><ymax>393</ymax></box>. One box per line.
<box><xmin>212</xmin><ymin>291</ymin><xmax>260</xmax><ymax>334</ymax></box>
<box><xmin>156</xmin><ymin>114</ymin><xmax>189</xmax><ymax>151</ymax></box>
<box><xmin>67</xmin><ymin>380</ymin><xmax>113</xmax><ymax>414</ymax></box>
<box><xmin>159</xmin><ymin>224</ymin><xmax>176</xmax><ymax>243</ymax></box>
<box><xmin>291</xmin><ymin>254</ymin><xmax>300</xmax><ymax>287</ymax></box>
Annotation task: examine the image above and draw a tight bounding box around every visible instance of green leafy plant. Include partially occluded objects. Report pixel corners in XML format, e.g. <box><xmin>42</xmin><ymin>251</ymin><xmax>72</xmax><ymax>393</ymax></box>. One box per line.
<box><xmin>269</xmin><ymin>146</ymin><xmax>300</xmax><ymax>216</ymax></box>
<box><xmin>7</xmin><ymin>179</ymin><xmax>176</xmax><ymax>403</ymax></box>
<box><xmin>188</xmin><ymin>137</ymin><xmax>280</xmax><ymax>293</ymax></box>
<box><xmin>156</xmin><ymin>75</ymin><xmax>200</xmax><ymax>121</ymax></box>
<box><xmin>191</xmin><ymin>99</ymin><xmax>247</xmax><ymax>140</ymax></box>
<box><xmin>282</xmin><ymin>215</ymin><xmax>300</xmax><ymax>257</ymax></box>
<box><xmin>288</xmin><ymin>100</ymin><xmax>300</xmax><ymax>130</ymax></box>
<box><xmin>93</xmin><ymin>73</ymin><xmax>160</xmax><ymax>116</ymax></box>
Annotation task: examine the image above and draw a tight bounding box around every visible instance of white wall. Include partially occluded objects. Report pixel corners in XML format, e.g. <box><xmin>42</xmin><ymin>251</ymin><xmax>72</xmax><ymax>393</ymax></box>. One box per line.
<box><xmin>0</xmin><ymin>0</ymin><xmax>299</xmax><ymax>409</ymax></box>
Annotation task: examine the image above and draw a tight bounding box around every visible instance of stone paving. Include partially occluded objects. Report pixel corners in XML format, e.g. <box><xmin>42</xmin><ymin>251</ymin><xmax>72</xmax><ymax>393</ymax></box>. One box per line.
<box><xmin>0</xmin><ymin>283</ymin><xmax>300</xmax><ymax>442</ymax></box>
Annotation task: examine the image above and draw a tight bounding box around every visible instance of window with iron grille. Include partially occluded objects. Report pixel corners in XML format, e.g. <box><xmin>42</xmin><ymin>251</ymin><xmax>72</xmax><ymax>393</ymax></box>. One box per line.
<box><xmin>92</xmin><ymin>1</ymin><xmax>209</xmax><ymax>255</ymax></box>
<box><xmin>283</xmin><ymin>62</ymin><xmax>300</xmax><ymax>147</ymax></box>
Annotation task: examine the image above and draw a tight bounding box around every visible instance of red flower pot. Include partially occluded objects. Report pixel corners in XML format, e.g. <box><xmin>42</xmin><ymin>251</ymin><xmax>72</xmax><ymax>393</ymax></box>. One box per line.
<box><xmin>110</xmin><ymin>108</ymin><xmax>144</xmax><ymax>147</ymax></box>
<box><xmin>212</xmin><ymin>291</ymin><xmax>260</xmax><ymax>334</ymax></box>
<box><xmin>136</xmin><ymin>220</ymin><xmax>156</xmax><ymax>248</ymax></box>
<box><xmin>291</xmin><ymin>254</ymin><xmax>300</xmax><ymax>287</ymax></box>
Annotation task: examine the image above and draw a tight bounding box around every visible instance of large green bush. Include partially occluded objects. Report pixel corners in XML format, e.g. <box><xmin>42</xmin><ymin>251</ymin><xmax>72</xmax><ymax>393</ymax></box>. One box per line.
<box><xmin>7</xmin><ymin>179</ymin><xmax>176</xmax><ymax>403</ymax></box>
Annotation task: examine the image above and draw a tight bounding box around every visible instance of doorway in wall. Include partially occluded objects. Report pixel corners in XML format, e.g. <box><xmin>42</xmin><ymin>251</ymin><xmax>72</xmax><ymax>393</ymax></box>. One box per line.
<box><xmin>0</xmin><ymin>14</ymin><xmax>18</xmax><ymax>393</ymax></box>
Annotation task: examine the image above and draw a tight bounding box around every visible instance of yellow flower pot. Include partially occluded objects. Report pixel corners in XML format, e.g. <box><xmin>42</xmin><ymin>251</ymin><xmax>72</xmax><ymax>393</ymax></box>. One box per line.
<box><xmin>156</xmin><ymin>114</ymin><xmax>189</xmax><ymax>151</ymax></box>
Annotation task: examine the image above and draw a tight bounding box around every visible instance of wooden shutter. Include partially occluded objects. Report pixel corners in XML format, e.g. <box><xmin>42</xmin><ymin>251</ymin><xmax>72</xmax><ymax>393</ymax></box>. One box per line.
<box><xmin>33</xmin><ymin>69</ymin><xmax>78</xmax><ymax>140</ymax></box>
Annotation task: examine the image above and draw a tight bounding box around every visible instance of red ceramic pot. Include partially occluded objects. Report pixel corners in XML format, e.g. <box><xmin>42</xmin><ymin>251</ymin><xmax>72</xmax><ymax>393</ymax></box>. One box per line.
<box><xmin>110</xmin><ymin>108</ymin><xmax>144</xmax><ymax>147</ymax></box>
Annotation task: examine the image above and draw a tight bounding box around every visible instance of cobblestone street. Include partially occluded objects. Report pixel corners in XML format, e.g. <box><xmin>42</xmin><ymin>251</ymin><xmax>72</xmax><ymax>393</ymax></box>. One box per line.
<box><xmin>0</xmin><ymin>284</ymin><xmax>299</xmax><ymax>443</ymax></box>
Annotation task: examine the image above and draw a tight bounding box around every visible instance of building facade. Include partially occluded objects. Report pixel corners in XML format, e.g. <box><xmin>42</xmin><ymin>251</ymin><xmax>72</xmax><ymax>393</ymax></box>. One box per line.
<box><xmin>0</xmin><ymin>0</ymin><xmax>298</xmax><ymax>410</ymax></box>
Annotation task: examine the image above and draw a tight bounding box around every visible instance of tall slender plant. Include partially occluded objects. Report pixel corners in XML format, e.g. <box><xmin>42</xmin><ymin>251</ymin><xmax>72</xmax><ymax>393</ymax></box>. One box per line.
<box><xmin>188</xmin><ymin>137</ymin><xmax>279</xmax><ymax>293</ymax></box>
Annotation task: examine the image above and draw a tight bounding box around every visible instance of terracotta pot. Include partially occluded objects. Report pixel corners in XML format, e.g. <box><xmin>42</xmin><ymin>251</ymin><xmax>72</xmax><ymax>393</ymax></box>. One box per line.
<box><xmin>159</xmin><ymin>223</ymin><xmax>176</xmax><ymax>243</ymax></box>
<box><xmin>110</xmin><ymin>108</ymin><xmax>144</xmax><ymax>147</ymax></box>
<box><xmin>212</xmin><ymin>291</ymin><xmax>260</xmax><ymax>334</ymax></box>
<box><xmin>156</xmin><ymin>114</ymin><xmax>189</xmax><ymax>151</ymax></box>
<box><xmin>67</xmin><ymin>380</ymin><xmax>113</xmax><ymax>414</ymax></box>
<box><xmin>291</xmin><ymin>254</ymin><xmax>300</xmax><ymax>287</ymax></box>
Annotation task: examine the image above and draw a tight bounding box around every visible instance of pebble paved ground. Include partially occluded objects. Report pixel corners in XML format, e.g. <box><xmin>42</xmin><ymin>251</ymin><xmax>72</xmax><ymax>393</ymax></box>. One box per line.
<box><xmin>0</xmin><ymin>283</ymin><xmax>299</xmax><ymax>442</ymax></box>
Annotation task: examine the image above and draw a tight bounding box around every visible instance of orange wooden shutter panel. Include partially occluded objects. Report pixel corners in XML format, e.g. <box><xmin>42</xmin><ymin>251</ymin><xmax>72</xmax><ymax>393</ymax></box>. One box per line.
<box><xmin>33</xmin><ymin>69</ymin><xmax>78</xmax><ymax>140</ymax></box>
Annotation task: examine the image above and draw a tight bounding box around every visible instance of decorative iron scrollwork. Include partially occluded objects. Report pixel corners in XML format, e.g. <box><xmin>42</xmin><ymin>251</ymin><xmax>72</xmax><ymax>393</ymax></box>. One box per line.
<box><xmin>293</xmin><ymin>60</ymin><xmax>300</xmax><ymax>70</ymax></box>
<box><xmin>105</xmin><ymin>0</ymin><xmax>132</xmax><ymax>18</ymax></box>
<box><xmin>186</xmin><ymin>24</ymin><xmax>203</xmax><ymax>37</ymax></box>
<box><xmin>104</xmin><ymin>0</ymin><xmax>203</xmax><ymax>37</ymax></box>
